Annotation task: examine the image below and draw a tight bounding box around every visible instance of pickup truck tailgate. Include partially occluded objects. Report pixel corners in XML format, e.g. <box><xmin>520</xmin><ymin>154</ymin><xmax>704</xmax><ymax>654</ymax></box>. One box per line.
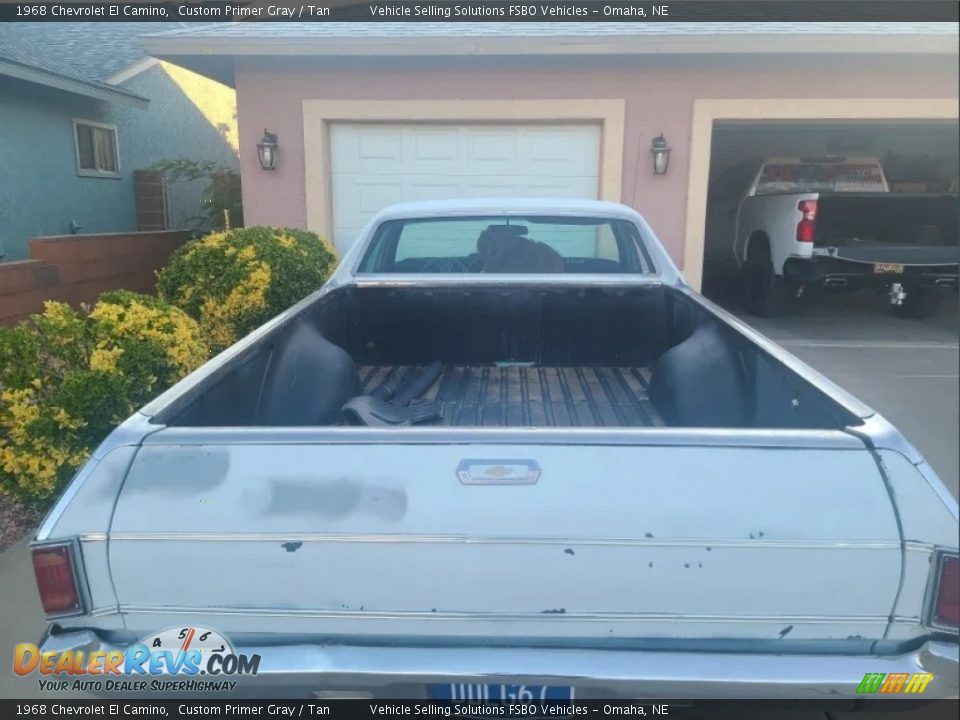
<box><xmin>814</xmin><ymin>194</ymin><xmax>960</xmax><ymax>265</ymax></box>
<box><xmin>108</xmin><ymin>438</ymin><xmax>902</xmax><ymax>644</ymax></box>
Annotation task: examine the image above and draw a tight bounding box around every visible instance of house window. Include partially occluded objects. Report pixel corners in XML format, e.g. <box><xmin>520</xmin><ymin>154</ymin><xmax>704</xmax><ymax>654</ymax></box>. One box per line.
<box><xmin>73</xmin><ymin>120</ymin><xmax>120</xmax><ymax>177</ymax></box>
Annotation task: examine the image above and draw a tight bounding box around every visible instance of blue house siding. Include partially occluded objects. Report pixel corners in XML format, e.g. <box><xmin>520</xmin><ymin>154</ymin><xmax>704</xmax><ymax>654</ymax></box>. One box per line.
<box><xmin>0</xmin><ymin>64</ymin><xmax>237</xmax><ymax>262</ymax></box>
<box><xmin>0</xmin><ymin>78</ymin><xmax>134</xmax><ymax>260</ymax></box>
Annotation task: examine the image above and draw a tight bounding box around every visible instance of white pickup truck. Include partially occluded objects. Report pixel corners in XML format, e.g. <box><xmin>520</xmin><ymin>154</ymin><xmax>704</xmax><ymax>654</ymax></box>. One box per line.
<box><xmin>29</xmin><ymin>199</ymin><xmax>959</xmax><ymax>699</ymax></box>
<box><xmin>705</xmin><ymin>157</ymin><xmax>959</xmax><ymax>316</ymax></box>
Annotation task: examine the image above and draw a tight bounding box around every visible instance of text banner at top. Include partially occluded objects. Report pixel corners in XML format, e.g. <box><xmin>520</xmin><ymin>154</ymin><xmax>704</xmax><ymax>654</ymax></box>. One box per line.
<box><xmin>2</xmin><ymin>1</ymin><xmax>959</xmax><ymax>23</ymax></box>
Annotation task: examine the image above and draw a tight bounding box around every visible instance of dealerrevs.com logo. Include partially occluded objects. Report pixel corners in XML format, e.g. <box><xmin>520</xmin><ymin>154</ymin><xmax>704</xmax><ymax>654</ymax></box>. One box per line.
<box><xmin>14</xmin><ymin>626</ymin><xmax>260</xmax><ymax>693</ymax></box>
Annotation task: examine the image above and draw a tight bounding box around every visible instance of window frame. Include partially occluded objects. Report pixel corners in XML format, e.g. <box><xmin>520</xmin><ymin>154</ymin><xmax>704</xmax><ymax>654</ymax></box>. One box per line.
<box><xmin>72</xmin><ymin>119</ymin><xmax>121</xmax><ymax>179</ymax></box>
<box><xmin>358</xmin><ymin>215</ymin><xmax>655</xmax><ymax>275</ymax></box>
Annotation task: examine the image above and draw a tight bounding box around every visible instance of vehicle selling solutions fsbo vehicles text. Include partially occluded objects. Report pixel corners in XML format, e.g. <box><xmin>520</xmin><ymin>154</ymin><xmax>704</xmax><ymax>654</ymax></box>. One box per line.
<box><xmin>368</xmin><ymin>4</ymin><xmax>593</xmax><ymax>18</ymax></box>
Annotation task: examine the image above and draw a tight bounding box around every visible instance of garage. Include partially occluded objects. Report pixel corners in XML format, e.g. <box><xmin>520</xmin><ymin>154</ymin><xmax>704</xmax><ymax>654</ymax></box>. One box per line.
<box><xmin>695</xmin><ymin>112</ymin><xmax>959</xmax><ymax>316</ymax></box>
<box><xmin>328</xmin><ymin>123</ymin><xmax>601</xmax><ymax>252</ymax></box>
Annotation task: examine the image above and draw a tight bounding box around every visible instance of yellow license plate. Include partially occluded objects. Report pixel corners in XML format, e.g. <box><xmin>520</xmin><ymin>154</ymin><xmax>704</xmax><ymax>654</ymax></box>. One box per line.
<box><xmin>873</xmin><ymin>263</ymin><xmax>904</xmax><ymax>274</ymax></box>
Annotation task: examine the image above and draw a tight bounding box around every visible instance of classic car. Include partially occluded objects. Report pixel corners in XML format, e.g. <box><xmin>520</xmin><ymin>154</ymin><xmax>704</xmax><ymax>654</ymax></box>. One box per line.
<box><xmin>31</xmin><ymin>199</ymin><xmax>959</xmax><ymax>699</ymax></box>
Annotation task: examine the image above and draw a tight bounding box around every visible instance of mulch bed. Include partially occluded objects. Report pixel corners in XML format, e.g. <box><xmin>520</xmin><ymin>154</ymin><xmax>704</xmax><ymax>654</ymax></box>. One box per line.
<box><xmin>0</xmin><ymin>496</ymin><xmax>45</xmax><ymax>553</ymax></box>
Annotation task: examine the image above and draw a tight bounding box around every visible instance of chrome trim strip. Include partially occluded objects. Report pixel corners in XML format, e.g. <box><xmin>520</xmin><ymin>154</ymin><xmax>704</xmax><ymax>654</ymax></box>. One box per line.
<box><xmin>904</xmin><ymin>540</ymin><xmax>940</xmax><ymax>553</ymax></box>
<box><xmin>350</xmin><ymin>274</ymin><xmax>662</xmax><ymax>288</ymax></box>
<box><xmin>88</xmin><ymin>607</ymin><xmax>119</xmax><ymax>618</ymax></box>
<box><xmin>117</xmin><ymin>605</ymin><xmax>890</xmax><ymax>624</ymax></box>
<box><xmin>95</xmin><ymin>532</ymin><xmax>904</xmax><ymax>550</ymax></box>
<box><xmin>140</xmin><ymin>425</ymin><xmax>864</xmax><ymax>449</ymax></box>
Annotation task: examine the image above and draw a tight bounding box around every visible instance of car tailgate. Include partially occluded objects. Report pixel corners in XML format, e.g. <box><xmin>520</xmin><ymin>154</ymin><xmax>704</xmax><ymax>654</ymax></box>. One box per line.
<box><xmin>108</xmin><ymin>435</ymin><xmax>902</xmax><ymax>644</ymax></box>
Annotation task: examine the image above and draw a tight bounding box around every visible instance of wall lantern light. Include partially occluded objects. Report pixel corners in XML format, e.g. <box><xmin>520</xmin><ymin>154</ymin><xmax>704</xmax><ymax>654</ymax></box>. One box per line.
<box><xmin>651</xmin><ymin>133</ymin><xmax>671</xmax><ymax>176</ymax></box>
<box><xmin>257</xmin><ymin>130</ymin><xmax>278</xmax><ymax>171</ymax></box>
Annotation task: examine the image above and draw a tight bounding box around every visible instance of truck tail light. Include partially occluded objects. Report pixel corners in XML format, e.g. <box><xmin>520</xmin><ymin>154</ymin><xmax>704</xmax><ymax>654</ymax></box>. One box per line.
<box><xmin>930</xmin><ymin>552</ymin><xmax>959</xmax><ymax>630</ymax></box>
<box><xmin>796</xmin><ymin>200</ymin><xmax>818</xmax><ymax>242</ymax></box>
<box><xmin>31</xmin><ymin>543</ymin><xmax>82</xmax><ymax>616</ymax></box>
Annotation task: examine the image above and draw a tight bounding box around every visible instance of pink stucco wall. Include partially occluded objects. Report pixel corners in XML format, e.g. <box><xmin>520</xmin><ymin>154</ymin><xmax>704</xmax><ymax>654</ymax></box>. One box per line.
<box><xmin>235</xmin><ymin>55</ymin><xmax>958</xmax><ymax>266</ymax></box>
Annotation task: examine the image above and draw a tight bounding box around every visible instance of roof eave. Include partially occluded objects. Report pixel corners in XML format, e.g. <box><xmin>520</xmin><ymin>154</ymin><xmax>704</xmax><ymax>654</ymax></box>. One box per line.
<box><xmin>0</xmin><ymin>58</ymin><xmax>150</xmax><ymax>108</ymax></box>
<box><xmin>142</xmin><ymin>33</ymin><xmax>960</xmax><ymax>59</ymax></box>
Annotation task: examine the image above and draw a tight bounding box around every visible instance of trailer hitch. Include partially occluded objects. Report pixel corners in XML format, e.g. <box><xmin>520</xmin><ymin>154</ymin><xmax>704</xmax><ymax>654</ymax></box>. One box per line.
<box><xmin>888</xmin><ymin>282</ymin><xmax>908</xmax><ymax>306</ymax></box>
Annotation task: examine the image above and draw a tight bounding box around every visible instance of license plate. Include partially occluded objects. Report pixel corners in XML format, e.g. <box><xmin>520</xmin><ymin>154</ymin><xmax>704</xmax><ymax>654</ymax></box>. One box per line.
<box><xmin>428</xmin><ymin>683</ymin><xmax>575</xmax><ymax>701</ymax></box>
<box><xmin>873</xmin><ymin>263</ymin><xmax>904</xmax><ymax>274</ymax></box>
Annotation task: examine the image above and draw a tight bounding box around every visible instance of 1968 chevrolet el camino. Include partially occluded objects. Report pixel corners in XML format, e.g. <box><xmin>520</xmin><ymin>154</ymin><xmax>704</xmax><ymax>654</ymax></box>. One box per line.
<box><xmin>31</xmin><ymin>199</ymin><xmax>959</xmax><ymax>699</ymax></box>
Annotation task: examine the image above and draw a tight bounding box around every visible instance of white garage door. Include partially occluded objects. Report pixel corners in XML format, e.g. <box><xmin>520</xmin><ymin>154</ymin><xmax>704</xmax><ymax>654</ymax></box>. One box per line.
<box><xmin>329</xmin><ymin>123</ymin><xmax>601</xmax><ymax>252</ymax></box>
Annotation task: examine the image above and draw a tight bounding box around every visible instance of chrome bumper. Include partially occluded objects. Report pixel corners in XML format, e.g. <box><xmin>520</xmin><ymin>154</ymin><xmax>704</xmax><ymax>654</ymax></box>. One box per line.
<box><xmin>40</xmin><ymin>630</ymin><xmax>959</xmax><ymax>699</ymax></box>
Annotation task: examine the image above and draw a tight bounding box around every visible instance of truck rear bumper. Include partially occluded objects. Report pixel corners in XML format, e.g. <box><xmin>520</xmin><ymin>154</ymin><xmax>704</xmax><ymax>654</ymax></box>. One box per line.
<box><xmin>39</xmin><ymin>629</ymin><xmax>959</xmax><ymax>699</ymax></box>
<box><xmin>783</xmin><ymin>256</ymin><xmax>959</xmax><ymax>291</ymax></box>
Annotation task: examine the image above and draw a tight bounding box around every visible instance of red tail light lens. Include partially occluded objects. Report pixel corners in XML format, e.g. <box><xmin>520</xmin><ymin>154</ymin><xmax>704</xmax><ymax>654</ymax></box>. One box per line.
<box><xmin>932</xmin><ymin>553</ymin><xmax>959</xmax><ymax>630</ymax></box>
<box><xmin>31</xmin><ymin>544</ymin><xmax>81</xmax><ymax>616</ymax></box>
<box><xmin>796</xmin><ymin>200</ymin><xmax>818</xmax><ymax>242</ymax></box>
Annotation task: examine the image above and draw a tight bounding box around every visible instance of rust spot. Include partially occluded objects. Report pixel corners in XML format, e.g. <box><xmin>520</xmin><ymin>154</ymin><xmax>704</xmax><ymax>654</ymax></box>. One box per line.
<box><xmin>564</xmin><ymin>548</ymin><xmax>575</xmax><ymax>556</ymax></box>
<box><xmin>281</xmin><ymin>542</ymin><xmax>302</xmax><ymax>553</ymax></box>
<box><xmin>644</xmin><ymin>533</ymin><xmax>654</xmax><ymax>538</ymax></box>
<box><xmin>541</xmin><ymin>608</ymin><xmax>567</xmax><ymax>614</ymax></box>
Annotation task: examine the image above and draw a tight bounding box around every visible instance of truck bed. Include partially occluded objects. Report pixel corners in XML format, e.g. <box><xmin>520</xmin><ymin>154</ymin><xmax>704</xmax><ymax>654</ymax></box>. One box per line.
<box><xmin>358</xmin><ymin>365</ymin><xmax>664</xmax><ymax>427</ymax></box>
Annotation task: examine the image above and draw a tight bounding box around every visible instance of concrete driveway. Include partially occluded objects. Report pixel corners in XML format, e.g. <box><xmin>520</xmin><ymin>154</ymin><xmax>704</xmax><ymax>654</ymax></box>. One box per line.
<box><xmin>0</xmin><ymin>289</ymin><xmax>957</xmax><ymax>706</ymax></box>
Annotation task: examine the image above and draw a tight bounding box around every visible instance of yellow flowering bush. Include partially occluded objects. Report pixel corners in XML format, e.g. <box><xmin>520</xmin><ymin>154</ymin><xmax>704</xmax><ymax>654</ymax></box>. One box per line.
<box><xmin>0</xmin><ymin>292</ymin><xmax>208</xmax><ymax>502</ymax></box>
<box><xmin>157</xmin><ymin>227</ymin><xmax>337</xmax><ymax>352</ymax></box>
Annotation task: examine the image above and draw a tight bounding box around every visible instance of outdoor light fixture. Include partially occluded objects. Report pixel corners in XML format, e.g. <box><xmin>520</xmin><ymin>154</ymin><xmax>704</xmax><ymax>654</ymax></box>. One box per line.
<box><xmin>651</xmin><ymin>133</ymin><xmax>671</xmax><ymax>175</ymax></box>
<box><xmin>257</xmin><ymin>130</ymin><xmax>278</xmax><ymax>171</ymax></box>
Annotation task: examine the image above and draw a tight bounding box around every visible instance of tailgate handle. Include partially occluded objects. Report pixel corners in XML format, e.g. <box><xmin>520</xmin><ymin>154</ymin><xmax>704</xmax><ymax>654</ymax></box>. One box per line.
<box><xmin>457</xmin><ymin>459</ymin><xmax>541</xmax><ymax>485</ymax></box>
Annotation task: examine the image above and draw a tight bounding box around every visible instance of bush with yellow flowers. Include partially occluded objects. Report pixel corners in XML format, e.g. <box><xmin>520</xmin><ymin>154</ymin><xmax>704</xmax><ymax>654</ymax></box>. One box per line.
<box><xmin>156</xmin><ymin>226</ymin><xmax>337</xmax><ymax>352</ymax></box>
<box><xmin>0</xmin><ymin>291</ymin><xmax>208</xmax><ymax>502</ymax></box>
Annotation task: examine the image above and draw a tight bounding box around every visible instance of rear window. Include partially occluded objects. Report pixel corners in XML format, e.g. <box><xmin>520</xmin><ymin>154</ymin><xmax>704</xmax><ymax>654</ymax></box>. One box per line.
<box><xmin>755</xmin><ymin>161</ymin><xmax>887</xmax><ymax>195</ymax></box>
<box><xmin>358</xmin><ymin>216</ymin><xmax>652</xmax><ymax>274</ymax></box>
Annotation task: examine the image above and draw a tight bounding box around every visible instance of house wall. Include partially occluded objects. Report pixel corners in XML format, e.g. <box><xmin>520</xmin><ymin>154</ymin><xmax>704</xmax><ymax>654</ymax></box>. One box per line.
<box><xmin>0</xmin><ymin>62</ymin><xmax>237</xmax><ymax>263</ymax></box>
<box><xmin>233</xmin><ymin>54</ymin><xmax>958</xmax><ymax>270</ymax></box>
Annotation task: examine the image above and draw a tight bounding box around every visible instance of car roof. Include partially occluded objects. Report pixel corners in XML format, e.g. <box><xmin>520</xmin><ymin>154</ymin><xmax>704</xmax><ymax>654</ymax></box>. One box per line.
<box><xmin>373</xmin><ymin>197</ymin><xmax>639</xmax><ymax>220</ymax></box>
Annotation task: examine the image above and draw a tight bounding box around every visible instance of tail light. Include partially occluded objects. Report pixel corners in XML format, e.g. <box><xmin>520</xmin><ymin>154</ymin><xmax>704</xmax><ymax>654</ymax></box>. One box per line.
<box><xmin>31</xmin><ymin>542</ymin><xmax>83</xmax><ymax>616</ymax></box>
<box><xmin>796</xmin><ymin>200</ymin><xmax>818</xmax><ymax>242</ymax></box>
<box><xmin>929</xmin><ymin>551</ymin><xmax>959</xmax><ymax>630</ymax></box>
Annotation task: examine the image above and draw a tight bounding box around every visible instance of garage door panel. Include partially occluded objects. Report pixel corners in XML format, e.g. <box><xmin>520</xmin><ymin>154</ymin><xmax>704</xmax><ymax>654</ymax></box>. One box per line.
<box><xmin>355</xmin><ymin>129</ymin><xmax>404</xmax><ymax>162</ymax></box>
<box><xmin>411</xmin><ymin>129</ymin><xmax>460</xmax><ymax>161</ymax></box>
<box><xmin>329</xmin><ymin>123</ymin><xmax>601</xmax><ymax>252</ymax></box>
<box><xmin>520</xmin><ymin>128</ymin><xmax>601</xmax><ymax>173</ymax></box>
<box><xmin>469</xmin><ymin>129</ymin><xmax>520</xmax><ymax>163</ymax></box>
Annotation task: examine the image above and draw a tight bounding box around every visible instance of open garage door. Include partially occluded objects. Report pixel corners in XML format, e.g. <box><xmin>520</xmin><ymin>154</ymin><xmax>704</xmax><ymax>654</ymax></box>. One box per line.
<box><xmin>701</xmin><ymin>120</ymin><xmax>959</xmax><ymax>314</ymax></box>
<box><xmin>329</xmin><ymin>123</ymin><xmax>601</xmax><ymax>252</ymax></box>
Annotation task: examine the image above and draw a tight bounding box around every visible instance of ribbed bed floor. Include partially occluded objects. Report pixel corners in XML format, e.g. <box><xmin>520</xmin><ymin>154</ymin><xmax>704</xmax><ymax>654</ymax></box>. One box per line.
<box><xmin>358</xmin><ymin>365</ymin><xmax>664</xmax><ymax>427</ymax></box>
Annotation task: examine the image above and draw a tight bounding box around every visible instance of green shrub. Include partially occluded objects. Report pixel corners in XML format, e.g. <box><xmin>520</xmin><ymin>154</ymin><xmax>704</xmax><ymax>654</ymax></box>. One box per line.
<box><xmin>0</xmin><ymin>292</ymin><xmax>208</xmax><ymax>502</ymax></box>
<box><xmin>156</xmin><ymin>227</ymin><xmax>337</xmax><ymax>351</ymax></box>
